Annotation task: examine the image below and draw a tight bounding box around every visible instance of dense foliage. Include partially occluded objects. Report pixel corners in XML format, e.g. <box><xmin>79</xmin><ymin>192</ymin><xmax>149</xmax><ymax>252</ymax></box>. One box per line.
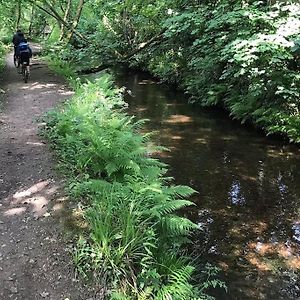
<box><xmin>39</xmin><ymin>0</ymin><xmax>300</xmax><ymax>142</ymax></box>
<box><xmin>42</xmin><ymin>74</ymin><xmax>224</xmax><ymax>299</ymax></box>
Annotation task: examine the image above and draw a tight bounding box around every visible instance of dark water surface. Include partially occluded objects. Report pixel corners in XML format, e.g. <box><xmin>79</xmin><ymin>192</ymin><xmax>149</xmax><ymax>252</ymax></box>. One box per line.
<box><xmin>114</xmin><ymin>69</ymin><xmax>300</xmax><ymax>300</ymax></box>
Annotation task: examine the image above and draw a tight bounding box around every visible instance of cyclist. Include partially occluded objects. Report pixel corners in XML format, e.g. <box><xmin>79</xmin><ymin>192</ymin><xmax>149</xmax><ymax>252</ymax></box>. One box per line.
<box><xmin>16</xmin><ymin>39</ymin><xmax>32</xmax><ymax>75</ymax></box>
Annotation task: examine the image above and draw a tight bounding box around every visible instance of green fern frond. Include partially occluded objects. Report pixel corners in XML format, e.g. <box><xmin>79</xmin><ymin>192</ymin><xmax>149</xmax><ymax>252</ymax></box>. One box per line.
<box><xmin>167</xmin><ymin>185</ymin><xmax>197</xmax><ymax>198</ymax></box>
<box><xmin>162</xmin><ymin>216</ymin><xmax>198</xmax><ymax>236</ymax></box>
<box><xmin>169</xmin><ymin>265</ymin><xmax>195</xmax><ymax>286</ymax></box>
<box><xmin>151</xmin><ymin>200</ymin><xmax>195</xmax><ymax>217</ymax></box>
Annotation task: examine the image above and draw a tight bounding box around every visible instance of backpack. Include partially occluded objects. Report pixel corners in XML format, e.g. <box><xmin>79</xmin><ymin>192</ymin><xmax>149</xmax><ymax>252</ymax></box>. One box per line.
<box><xmin>19</xmin><ymin>42</ymin><xmax>29</xmax><ymax>53</ymax></box>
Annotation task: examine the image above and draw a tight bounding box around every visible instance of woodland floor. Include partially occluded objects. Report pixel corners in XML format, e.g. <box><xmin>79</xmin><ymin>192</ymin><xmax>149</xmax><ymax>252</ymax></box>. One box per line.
<box><xmin>0</xmin><ymin>47</ymin><xmax>96</xmax><ymax>300</ymax></box>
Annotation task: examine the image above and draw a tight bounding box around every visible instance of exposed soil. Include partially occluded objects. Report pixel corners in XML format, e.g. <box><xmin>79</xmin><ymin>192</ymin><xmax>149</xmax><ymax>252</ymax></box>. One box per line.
<box><xmin>0</xmin><ymin>47</ymin><xmax>95</xmax><ymax>300</ymax></box>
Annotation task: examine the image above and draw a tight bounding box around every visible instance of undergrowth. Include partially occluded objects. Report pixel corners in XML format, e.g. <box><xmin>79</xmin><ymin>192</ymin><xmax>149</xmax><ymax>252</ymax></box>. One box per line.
<box><xmin>42</xmin><ymin>73</ymin><xmax>225</xmax><ymax>299</ymax></box>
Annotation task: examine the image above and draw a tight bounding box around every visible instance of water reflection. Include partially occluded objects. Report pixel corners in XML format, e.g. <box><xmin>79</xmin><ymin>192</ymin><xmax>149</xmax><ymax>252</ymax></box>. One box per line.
<box><xmin>114</xmin><ymin>69</ymin><xmax>300</xmax><ymax>300</ymax></box>
<box><xmin>229</xmin><ymin>180</ymin><xmax>246</xmax><ymax>205</ymax></box>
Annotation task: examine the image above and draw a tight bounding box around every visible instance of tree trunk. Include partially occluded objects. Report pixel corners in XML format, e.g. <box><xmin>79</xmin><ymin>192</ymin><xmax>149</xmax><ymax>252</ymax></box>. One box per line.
<box><xmin>16</xmin><ymin>0</ymin><xmax>21</xmax><ymax>30</ymax></box>
<box><xmin>28</xmin><ymin>5</ymin><xmax>35</xmax><ymax>36</ymax></box>
<box><xmin>67</xmin><ymin>0</ymin><xmax>85</xmax><ymax>43</ymax></box>
<box><xmin>59</xmin><ymin>0</ymin><xmax>72</xmax><ymax>41</ymax></box>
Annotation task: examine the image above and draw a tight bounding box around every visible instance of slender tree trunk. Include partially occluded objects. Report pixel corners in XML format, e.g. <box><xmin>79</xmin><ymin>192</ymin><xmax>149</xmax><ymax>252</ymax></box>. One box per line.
<box><xmin>59</xmin><ymin>0</ymin><xmax>72</xmax><ymax>41</ymax></box>
<box><xmin>16</xmin><ymin>0</ymin><xmax>22</xmax><ymax>30</ymax></box>
<box><xmin>28</xmin><ymin>5</ymin><xmax>35</xmax><ymax>36</ymax></box>
<box><xmin>67</xmin><ymin>0</ymin><xmax>85</xmax><ymax>43</ymax></box>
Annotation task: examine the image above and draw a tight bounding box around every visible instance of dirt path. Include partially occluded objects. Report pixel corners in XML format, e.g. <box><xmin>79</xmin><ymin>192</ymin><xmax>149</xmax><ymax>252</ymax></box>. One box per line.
<box><xmin>0</xmin><ymin>48</ymin><xmax>94</xmax><ymax>300</ymax></box>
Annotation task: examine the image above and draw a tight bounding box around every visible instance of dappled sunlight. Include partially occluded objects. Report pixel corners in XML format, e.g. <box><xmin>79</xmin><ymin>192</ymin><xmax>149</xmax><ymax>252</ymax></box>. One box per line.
<box><xmin>13</xmin><ymin>180</ymin><xmax>50</xmax><ymax>199</ymax></box>
<box><xmin>246</xmin><ymin>240</ymin><xmax>300</xmax><ymax>271</ymax></box>
<box><xmin>52</xmin><ymin>202</ymin><xmax>64</xmax><ymax>212</ymax></box>
<box><xmin>4</xmin><ymin>207</ymin><xmax>26</xmax><ymax>216</ymax></box>
<box><xmin>21</xmin><ymin>82</ymin><xmax>58</xmax><ymax>91</ymax></box>
<box><xmin>26</xmin><ymin>141</ymin><xmax>45</xmax><ymax>146</ymax></box>
<box><xmin>266</xmin><ymin>148</ymin><xmax>300</xmax><ymax>158</ymax></box>
<box><xmin>138</xmin><ymin>79</ymin><xmax>156</xmax><ymax>85</ymax></box>
<box><xmin>171</xmin><ymin>135</ymin><xmax>183</xmax><ymax>140</ymax></box>
<box><xmin>228</xmin><ymin>221</ymin><xmax>269</xmax><ymax>240</ymax></box>
<box><xmin>163</xmin><ymin>114</ymin><xmax>193</xmax><ymax>124</ymax></box>
<box><xmin>57</xmin><ymin>89</ymin><xmax>74</xmax><ymax>96</ymax></box>
<box><xmin>287</xmin><ymin>258</ymin><xmax>300</xmax><ymax>269</ymax></box>
<box><xmin>240</xmin><ymin>174</ymin><xmax>257</xmax><ymax>182</ymax></box>
<box><xmin>19</xmin><ymin>81</ymin><xmax>73</xmax><ymax>96</ymax></box>
<box><xmin>29</xmin><ymin>196</ymin><xmax>48</xmax><ymax>214</ymax></box>
<box><xmin>245</xmin><ymin>252</ymin><xmax>272</xmax><ymax>272</ymax></box>
<box><xmin>2</xmin><ymin>180</ymin><xmax>67</xmax><ymax>219</ymax></box>
<box><xmin>195</xmin><ymin>138</ymin><xmax>208</xmax><ymax>145</ymax></box>
<box><xmin>135</xmin><ymin>107</ymin><xmax>148</xmax><ymax>112</ymax></box>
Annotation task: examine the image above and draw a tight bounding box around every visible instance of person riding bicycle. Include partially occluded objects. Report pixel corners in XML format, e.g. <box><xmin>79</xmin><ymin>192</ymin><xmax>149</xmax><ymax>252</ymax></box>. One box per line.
<box><xmin>16</xmin><ymin>39</ymin><xmax>32</xmax><ymax>71</ymax></box>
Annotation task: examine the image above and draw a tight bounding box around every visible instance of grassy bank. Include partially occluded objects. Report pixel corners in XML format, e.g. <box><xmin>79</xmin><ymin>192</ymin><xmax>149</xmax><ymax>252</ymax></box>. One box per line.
<box><xmin>42</xmin><ymin>65</ymin><xmax>224</xmax><ymax>298</ymax></box>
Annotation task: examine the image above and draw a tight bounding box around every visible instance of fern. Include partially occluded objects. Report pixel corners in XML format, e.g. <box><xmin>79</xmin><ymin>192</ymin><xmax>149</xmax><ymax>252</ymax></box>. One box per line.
<box><xmin>167</xmin><ymin>185</ymin><xmax>197</xmax><ymax>198</ymax></box>
<box><xmin>162</xmin><ymin>216</ymin><xmax>198</xmax><ymax>236</ymax></box>
<box><xmin>151</xmin><ymin>200</ymin><xmax>195</xmax><ymax>217</ymax></box>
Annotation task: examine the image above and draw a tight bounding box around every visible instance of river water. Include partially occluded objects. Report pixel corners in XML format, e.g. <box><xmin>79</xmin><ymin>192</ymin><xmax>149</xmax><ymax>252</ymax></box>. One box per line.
<box><xmin>114</xmin><ymin>69</ymin><xmax>300</xmax><ymax>300</ymax></box>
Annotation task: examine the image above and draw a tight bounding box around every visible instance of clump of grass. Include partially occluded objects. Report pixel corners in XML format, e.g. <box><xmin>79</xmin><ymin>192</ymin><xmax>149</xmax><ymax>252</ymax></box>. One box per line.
<box><xmin>42</xmin><ymin>74</ymin><xmax>225</xmax><ymax>299</ymax></box>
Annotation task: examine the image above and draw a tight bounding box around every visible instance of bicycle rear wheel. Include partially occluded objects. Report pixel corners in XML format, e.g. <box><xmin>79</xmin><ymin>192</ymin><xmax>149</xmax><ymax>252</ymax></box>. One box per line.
<box><xmin>21</xmin><ymin>64</ymin><xmax>29</xmax><ymax>83</ymax></box>
<box><xmin>24</xmin><ymin>68</ymin><xmax>29</xmax><ymax>83</ymax></box>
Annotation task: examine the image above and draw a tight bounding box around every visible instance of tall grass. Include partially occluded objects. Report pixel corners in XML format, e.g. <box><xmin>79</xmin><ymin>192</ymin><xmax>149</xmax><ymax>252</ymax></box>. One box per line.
<box><xmin>43</xmin><ymin>74</ymin><xmax>225</xmax><ymax>299</ymax></box>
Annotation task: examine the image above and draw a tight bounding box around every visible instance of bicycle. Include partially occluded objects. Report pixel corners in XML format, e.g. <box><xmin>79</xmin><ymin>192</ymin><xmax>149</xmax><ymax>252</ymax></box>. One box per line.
<box><xmin>21</xmin><ymin>61</ymin><xmax>30</xmax><ymax>83</ymax></box>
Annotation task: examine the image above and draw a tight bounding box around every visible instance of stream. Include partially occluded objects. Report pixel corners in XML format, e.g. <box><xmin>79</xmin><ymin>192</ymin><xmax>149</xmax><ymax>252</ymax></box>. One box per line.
<box><xmin>114</xmin><ymin>69</ymin><xmax>300</xmax><ymax>300</ymax></box>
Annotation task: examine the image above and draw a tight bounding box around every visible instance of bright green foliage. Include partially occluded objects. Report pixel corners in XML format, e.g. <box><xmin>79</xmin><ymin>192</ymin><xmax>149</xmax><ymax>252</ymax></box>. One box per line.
<box><xmin>136</xmin><ymin>1</ymin><xmax>300</xmax><ymax>142</ymax></box>
<box><xmin>59</xmin><ymin>0</ymin><xmax>299</xmax><ymax>143</ymax></box>
<box><xmin>43</xmin><ymin>74</ymin><xmax>223</xmax><ymax>299</ymax></box>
